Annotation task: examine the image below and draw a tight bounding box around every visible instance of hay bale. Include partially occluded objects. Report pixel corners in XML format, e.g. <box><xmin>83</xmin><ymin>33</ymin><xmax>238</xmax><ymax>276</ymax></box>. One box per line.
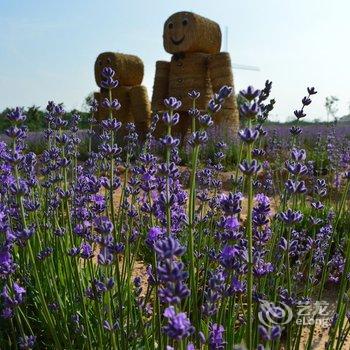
<box><xmin>172</xmin><ymin>111</ymin><xmax>192</xmax><ymax>139</ymax></box>
<box><xmin>208</xmin><ymin>52</ymin><xmax>236</xmax><ymax>110</ymax></box>
<box><xmin>151</xmin><ymin>61</ymin><xmax>170</xmax><ymax>112</ymax></box>
<box><xmin>112</xmin><ymin>87</ymin><xmax>133</xmax><ymax>123</ymax></box>
<box><xmin>168</xmin><ymin>53</ymin><xmax>211</xmax><ymax>111</ymax></box>
<box><xmin>211</xmin><ymin>108</ymin><xmax>240</xmax><ymax>141</ymax></box>
<box><xmin>208</xmin><ymin>53</ymin><xmax>233</xmax><ymax>89</ymax></box>
<box><xmin>208</xmin><ymin>52</ymin><xmax>233</xmax><ymax>87</ymax></box>
<box><xmin>163</xmin><ymin>12</ymin><xmax>221</xmax><ymax>55</ymax></box>
<box><xmin>95</xmin><ymin>87</ymin><xmax>133</xmax><ymax>123</ymax></box>
<box><xmin>130</xmin><ymin>85</ymin><xmax>151</xmax><ymax>137</ymax></box>
<box><xmin>95</xmin><ymin>52</ymin><xmax>144</xmax><ymax>87</ymax></box>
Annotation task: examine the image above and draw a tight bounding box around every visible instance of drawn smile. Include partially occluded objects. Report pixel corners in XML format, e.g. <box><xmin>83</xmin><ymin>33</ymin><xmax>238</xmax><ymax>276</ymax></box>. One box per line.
<box><xmin>171</xmin><ymin>36</ymin><xmax>185</xmax><ymax>45</ymax></box>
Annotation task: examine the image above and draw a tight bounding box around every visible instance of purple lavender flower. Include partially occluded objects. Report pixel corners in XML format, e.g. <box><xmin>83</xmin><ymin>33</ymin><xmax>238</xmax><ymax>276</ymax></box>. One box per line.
<box><xmin>188</xmin><ymin>108</ymin><xmax>200</xmax><ymax>119</ymax></box>
<box><xmin>162</xmin><ymin>112</ymin><xmax>180</xmax><ymax>126</ymax></box>
<box><xmin>217</xmin><ymin>85</ymin><xmax>233</xmax><ymax>100</ymax></box>
<box><xmin>240</xmin><ymin>86</ymin><xmax>261</xmax><ymax>101</ymax></box>
<box><xmin>285</xmin><ymin>179</ymin><xmax>307</xmax><ymax>194</ymax></box>
<box><xmin>216</xmin><ymin>141</ymin><xmax>227</xmax><ymax>149</ymax></box>
<box><xmin>103</xmin><ymin>319</ymin><xmax>119</xmax><ymax>332</ymax></box>
<box><xmin>279</xmin><ymin>209</ymin><xmax>303</xmax><ymax>225</ymax></box>
<box><xmin>7</xmin><ymin>107</ymin><xmax>27</xmax><ymax>123</ymax></box>
<box><xmin>5</xmin><ymin>126</ymin><xmax>27</xmax><ymax>139</ymax></box>
<box><xmin>208</xmin><ymin>99</ymin><xmax>222</xmax><ymax>113</ymax></box>
<box><xmin>302</xmin><ymin>96</ymin><xmax>312</xmax><ymax>106</ymax></box>
<box><xmin>240</xmin><ymin>102</ymin><xmax>260</xmax><ymax>119</ymax></box>
<box><xmin>101</xmin><ymin>119</ymin><xmax>122</xmax><ymax>131</ymax></box>
<box><xmin>220</xmin><ymin>192</ymin><xmax>242</xmax><ymax>216</ymax></box>
<box><xmin>285</xmin><ymin>161</ymin><xmax>308</xmax><ymax>176</ymax></box>
<box><xmin>18</xmin><ymin>335</ymin><xmax>36</xmax><ymax>349</ymax></box>
<box><xmin>198</xmin><ymin>114</ymin><xmax>214</xmax><ymax>128</ymax></box>
<box><xmin>208</xmin><ymin>323</ymin><xmax>226</xmax><ymax>349</ymax></box>
<box><xmin>1</xmin><ymin>282</ymin><xmax>26</xmax><ymax>310</ymax></box>
<box><xmin>37</xmin><ymin>247</ymin><xmax>54</xmax><ymax>261</ymax></box>
<box><xmin>89</xmin><ymin>98</ymin><xmax>98</xmax><ymax>112</ymax></box>
<box><xmin>291</xmin><ymin>148</ymin><xmax>306</xmax><ymax>161</ymax></box>
<box><xmin>344</xmin><ymin>171</ymin><xmax>350</xmax><ymax>180</ymax></box>
<box><xmin>154</xmin><ymin>237</ymin><xmax>185</xmax><ymax>259</ymax></box>
<box><xmin>294</xmin><ymin>110</ymin><xmax>306</xmax><ymax>119</ymax></box>
<box><xmin>239</xmin><ymin>159</ymin><xmax>261</xmax><ymax>175</ymax></box>
<box><xmin>1</xmin><ymin>306</ymin><xmax>13</xmax><ymax>319</ymax></box>
<box><xmin>258</xmin><ymin>324</ymin><xmax>282</xmax><ymax>341</ymax></box>
<box><xmin>229</xmin><ymin>277</ymin><xmax>246</xmax><ymax>294</ymax></box>
<box><xmin>160</xmin><ymin>135</ymin><xmax>180</xmax><ymax>149</ymax></box>
<box><xmin>146</xmin><ymin>227</ymin><xmax>164</xmax><ymax>247</ymax></box>
<box><xmin>164</xmin><ymin>97</ymin><xmax>182</xmax><ymax>110</ymax></box>
<box><xmin>220</xmin><ymin>245</ymin><xmax>241</xmax><ymax>269</ymax></box>
<box><xmin>13</xmin><ymin>283</ymin><xmax>26</xmax><ymax>303</ymax></box>
<box><xmin>158</xmin><ymin>281</ymin><xmax>190</xmax><ymax>304</ymax></box>
<box><xmin>162</xmin><ymin>306</ymin><xmax>194</xmax><ymax>340</ymax></box>
<box><xmin>188</xmin><ymin>131</ymin><xmax>208</xmax><ymax>146</ymax></box>
<box><xmin>289</xmin><ymin>126</ymin><xmax>303</xmax><ymax>137</ymax></box>
<box><xmin>188</xmin><ymin>90</ymin><xmax>200</xmax><ymax>100</ymax></box>
<box><xmin>252</xmin><ymin>148</ymin><xmax>266</xmax><ymax>158</ymax></box>
<box><xmin>0</xmin><ymin>248</ymin><xmax>15</xmax><ymax>278</ymax></box>
<box><xmin>307</xmin><ymin>87</ymin><xmax>317</xmax><ymax>95</ymax></box>
<box><xmin>101</xmin><ymin>67</ymin><xmax>119</xmax><ymax>89</ymax></box>
<box><xmin>95</xmin><ymin>216</ymin><xmax>114</xmax><ymax>235</ymax></box>
<box><xmin>101</xmin><ymin>98</ymin><xmax>121</xmax><ymax>111</ymax></box>
<box><xmin>238</xmin><ymin>128</ymin><xmax>259</xmax><ymax>144</ymax></box>
<box><xmin>224</xmin><ymin>216</ymin><xmax>240</xmax><ymax>230</ymax></box>
<box><xmin>102</xmin><ymin>67</ymin><xmax>115</xmax><ymax>78</ymax></box>
<box><xmin>68</xmin><ymin>247</ymin><xmax>81</xmax><ymax>257</ymax></box>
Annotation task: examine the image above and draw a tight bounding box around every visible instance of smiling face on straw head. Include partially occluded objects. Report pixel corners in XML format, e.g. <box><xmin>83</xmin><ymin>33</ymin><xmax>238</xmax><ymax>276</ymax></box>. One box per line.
<box><xmin>163</xmin><ymin>11</ymin><xmax>222</xmax><ymax>55</ymax></box>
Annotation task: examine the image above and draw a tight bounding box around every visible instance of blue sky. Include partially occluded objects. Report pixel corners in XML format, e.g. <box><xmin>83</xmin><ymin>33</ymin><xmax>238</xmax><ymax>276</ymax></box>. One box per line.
<box><xmin>1</xmin><ymin>0</ymin><xmax>349</xmax><ymax>121</ymax></box>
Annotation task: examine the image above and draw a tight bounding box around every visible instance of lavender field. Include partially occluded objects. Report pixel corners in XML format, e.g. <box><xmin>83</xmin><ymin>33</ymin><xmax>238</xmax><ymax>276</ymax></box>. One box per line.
<box><xmin>266</xmin><ymin>123</ymin><xmax>350</xmax><ymax>141</ymax></box>
<box><xmin>1</xmin><ymin>71</ymin><xmax>350</xmax><ymax>350</ymax></box>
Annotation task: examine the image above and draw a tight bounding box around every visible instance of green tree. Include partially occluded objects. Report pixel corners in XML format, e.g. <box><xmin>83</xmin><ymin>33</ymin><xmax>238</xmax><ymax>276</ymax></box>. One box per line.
<box><xmin>325</xmin><ymin>95</ymin><xmax>339</xmax><ymax>122</ymax></box>
<box><xmin>82</xmin><ymin>92</ymin><xmax>95</xmax><ymax>112</ymax></box>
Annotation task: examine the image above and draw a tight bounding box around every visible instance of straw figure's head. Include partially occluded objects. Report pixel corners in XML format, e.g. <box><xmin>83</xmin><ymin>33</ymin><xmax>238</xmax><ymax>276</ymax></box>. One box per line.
<box><xmin>163</xmin><ymin>11</ymin><xmax>222</xmax><ymax>54</ymax></box>
<box><xmin>94</xmin><ymin>52</ymin><xmax>144</xmax><ymax>87</ymax></box>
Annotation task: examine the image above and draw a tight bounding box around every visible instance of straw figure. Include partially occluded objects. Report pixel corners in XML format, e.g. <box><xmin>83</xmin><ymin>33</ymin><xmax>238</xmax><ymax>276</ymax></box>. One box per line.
<box><xmin>94</xmin><ymin>52</ymin><xmax>151</xmax><ymax>138</ymax></box>
<box><xmin>152</xmin><ymin>11</ymin><xmax>239</xmax><ymax>138</ymax></box>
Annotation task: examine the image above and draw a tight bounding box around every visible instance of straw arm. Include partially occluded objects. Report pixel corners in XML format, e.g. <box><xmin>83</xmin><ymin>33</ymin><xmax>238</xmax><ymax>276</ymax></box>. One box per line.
<box><xmin>208</xmin><ymin>52</ymin><xmax>235</xmax><ymax>109</ymax></box>
<box><xmin>130</xmin><ymin>85</ymin><xmax>152</xmax><ymax>138</ymax></box>
<box><xmin>151</xmin><ymin>60</ymin><xmax>170</xmax><ymax>112</ymax></box>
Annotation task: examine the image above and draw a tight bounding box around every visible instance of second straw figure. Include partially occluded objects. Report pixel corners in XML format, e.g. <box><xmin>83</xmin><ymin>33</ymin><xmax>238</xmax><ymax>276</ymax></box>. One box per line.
<box><xmin>94</xmin><ymin>52</ymin><xmax>151</xmax><ymax>138</ymax></box>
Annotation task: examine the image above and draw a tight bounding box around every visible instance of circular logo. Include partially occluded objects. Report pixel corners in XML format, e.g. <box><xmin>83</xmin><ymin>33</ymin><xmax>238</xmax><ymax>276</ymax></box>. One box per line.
<box><xmin>258</xmin><ymin>300</ymin><xmax>293</xmax><ymax>328</ymax></box>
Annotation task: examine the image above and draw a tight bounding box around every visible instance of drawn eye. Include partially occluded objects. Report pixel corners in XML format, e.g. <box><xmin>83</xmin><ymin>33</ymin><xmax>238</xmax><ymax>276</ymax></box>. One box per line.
<box><xmin>168</xmin><ymin>22</ymin><xmax>174</xmax><ymax>29</ymax></box>
<box><xmin>182</xmin><ymin>19</ymin><xmax>188</xmax><ymax>26</ymax></box>
<box><xmin>98</xmin><ymin>60</ymin><xmax>102</xmax><ymax>66</ymax></box>
<box><xmin>107</xmin><ymin>58</ymin><xmax>111</xmax><ymax>63</ymax></box>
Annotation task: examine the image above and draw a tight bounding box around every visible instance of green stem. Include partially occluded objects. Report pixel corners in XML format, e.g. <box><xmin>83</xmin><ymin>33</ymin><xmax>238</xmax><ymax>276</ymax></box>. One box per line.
<box><xmin>188</xmin><ymin>142</ymin><xmax>200</xmax><ymax>336</ymax></box>
<box><xmin>245</xmin><ymin>120</ymin><xmax>254</xmax><ymax>350</ymax></box>
<box><xmin>13</xmin><ymin>138</ymin><xmax>62</xmax><ymax>349</ymax></box>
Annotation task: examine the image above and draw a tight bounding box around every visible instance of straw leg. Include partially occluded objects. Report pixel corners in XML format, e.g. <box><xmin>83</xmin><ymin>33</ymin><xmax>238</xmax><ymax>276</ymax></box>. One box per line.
<box><xmin>130</xmin><ymin>85</ymin><xmax>151</xmax><ymax>141</ymax></box>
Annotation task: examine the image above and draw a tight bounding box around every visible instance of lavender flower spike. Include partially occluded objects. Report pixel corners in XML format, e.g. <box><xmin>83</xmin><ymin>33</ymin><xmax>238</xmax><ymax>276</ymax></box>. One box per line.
<box><xmin>240</xmin><ymin>85</ymin><xmax>261</xmax><ymax>101</ymax></box>
<box><xmin>163</xmin><ymin>306</ymin><xmax>195</xmax><ymax>340</ymax></box>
